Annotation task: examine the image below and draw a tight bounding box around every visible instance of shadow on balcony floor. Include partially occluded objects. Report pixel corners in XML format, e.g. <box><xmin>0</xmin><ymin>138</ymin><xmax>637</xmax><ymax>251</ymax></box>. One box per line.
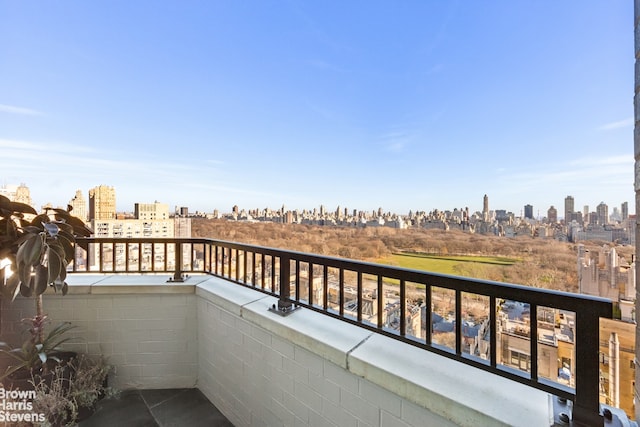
<box><xmin>78</xmin><ymin>388</ymin><xmax>233</xmax><ymax>427</ymax></box>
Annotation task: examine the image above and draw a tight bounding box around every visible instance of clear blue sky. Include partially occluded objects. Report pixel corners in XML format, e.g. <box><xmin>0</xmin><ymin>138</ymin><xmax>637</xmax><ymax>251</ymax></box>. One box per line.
<box><xmin>0</xmin><ymin>1</ymin><xmax>634</xmax><ymax>217</ymax></box>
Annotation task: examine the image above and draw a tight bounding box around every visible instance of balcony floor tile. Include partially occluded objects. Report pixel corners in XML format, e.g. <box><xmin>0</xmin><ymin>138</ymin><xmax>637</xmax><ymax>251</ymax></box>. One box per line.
<box><xmin>78</xmin><ymin>388</ymin><xmax>232</xmax><ymax>427</ymax></box>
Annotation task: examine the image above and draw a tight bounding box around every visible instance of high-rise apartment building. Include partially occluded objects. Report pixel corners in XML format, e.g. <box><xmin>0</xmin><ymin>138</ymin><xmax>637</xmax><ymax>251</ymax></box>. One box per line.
<box><xmin>621</xmin><ymin>201</ymin><xmax>629</xmax><ymax>221</ymax></box>
<box><xmin>524</xmin><ymin>204</ymin><xmax>533</xmax><ymax>219</ymax></box>
<box><xmin>564</xmin><ymin>195</ymin><xmax>574</xmax><ymax>223</ymax></box>
<box><xmin>89</xmin><ymin>185</ymin><xmax>116</xmax><ymax>221</ymax></box>
<box><xmin>135</xmin><ymin>201</ymin><xmax>169</xmax><ymax>220</ymax></box>
<box><xmin>596</xmin><ymin>202</ymin><xmax>609</xmax><ymax>225</ymax></box>
<box><xmin>0</xmin><ymin>183</ymin><xmax>33</xmax><ymax>207</ymax></box>
<box><xmin>69</xmin><ymin>190</ymin><xmax>88</xmax><ymax>222</ymax></box>
<box><xmin>547</xmin><ymin>206</ymin><xmax>558</xmax><ymax>224</ymax></box>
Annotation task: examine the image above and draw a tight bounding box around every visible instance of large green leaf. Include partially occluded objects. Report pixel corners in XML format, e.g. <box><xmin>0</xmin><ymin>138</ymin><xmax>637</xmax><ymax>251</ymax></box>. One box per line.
<box><xmin>0</xmin><ymin>195</ymin><xmax>11</xmax><ymax>210</ymax></box>
<box><xmin>34</xmin><ymin>264</ymin><xmax>48</xmax><ymax>295</ymax></box>
<box><xmin>16</xmin><ymin>233</ymin><xmax>43</xmax><ymax>267</ymax></box>
<box><xmin>29</xmin><ymin>213</ymin><xmax>50</xmax><ymax>230</ymax></box>
<box><xmin>18</xmin><ymin>261</ymin><xmax>31</xmax><ymax>287</ymax></box>
<box><xmin>2</xmin><ymin>217</ymin><xmax>17</xmax><ymax>241</ymax></box>
<box><xmin>47</xmin><ymin>247</ymin><xmax>62</xmax><ymax>284</ymax></box>
<box><xmin>55</xmin><ymin>233</ymin><xmax>75</xmax><ymax>261</ymax></box>
<box><xmin>9</xmin><ymin>201</ymin><xmax>37</xmax><ymax>215</ymax></box>
<box><xmin>19</xmin><ymin>280</ymin><xmax>32</xmax><ymax>297</ymax></box>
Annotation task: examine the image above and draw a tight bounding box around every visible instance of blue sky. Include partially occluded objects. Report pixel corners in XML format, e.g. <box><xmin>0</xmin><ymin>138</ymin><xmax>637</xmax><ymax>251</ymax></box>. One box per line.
<box><xmin>0</xmin><ymin>1</ymin><xmax>634</xmax><ymax>217</ymax></box>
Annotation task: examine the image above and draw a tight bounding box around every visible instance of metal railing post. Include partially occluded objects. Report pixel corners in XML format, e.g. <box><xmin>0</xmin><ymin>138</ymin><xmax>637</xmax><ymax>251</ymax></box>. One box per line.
<box><xmin>570</xmin><ymin>305</ymin><xmax>610</xmax><ymax>426</ymax></box>
<box><xmin>269</xmin><ymin>254</ymin><xmax>299</xmax><ymax>316</ymax></box>
<box><xmin>168</xmin><ymin>242</ymin><xmax>185</xmax><ymax>282</ymax></box>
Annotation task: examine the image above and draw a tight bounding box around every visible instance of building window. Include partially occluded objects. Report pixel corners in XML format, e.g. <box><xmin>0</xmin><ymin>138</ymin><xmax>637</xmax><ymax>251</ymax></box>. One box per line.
<box><xmin>599</xmin><ymin>352</ymin><xmax>609</xmax><ymax>365</ymax></box>
<box><xmin>510</xmin><ymin>351</ymin><xmax>530</xmax><ymax>371</ymax></box>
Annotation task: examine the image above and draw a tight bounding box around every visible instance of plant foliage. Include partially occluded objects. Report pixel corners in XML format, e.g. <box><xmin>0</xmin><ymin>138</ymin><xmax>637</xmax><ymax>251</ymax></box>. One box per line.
<box><xmin>0</xmin><ymin>317</ymin><xmax>76</xmax><ymax>379</ymax></box>
<box><xmin>0</xmin><ymin>194</ymin><xmax>92</xmax><ymax>301</ymax></box>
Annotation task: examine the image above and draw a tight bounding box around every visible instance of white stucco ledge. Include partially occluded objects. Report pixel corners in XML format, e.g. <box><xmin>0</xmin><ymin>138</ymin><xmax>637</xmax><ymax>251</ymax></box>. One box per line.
<box><xmin>196</xmin><ymin>280</ymin><xmax>372</xmax><ymax>369</ymax></box>
<box><xmin>59</xmin><ymin>273</ymin><xmax>209</xmax><ymax>294</ymax></box>
<box><xmin>348</xmin><ymin>333</ymin><xmax>554</xmax><ymax>427</ymax></box>
<box><xmin>196</xmin><ymin>276</ymin><xmax>271</xmax><ymax>316</ymax></box>
<box><xmin>244</xmin><ymin>296</ymin><xmax>372</xmax><ymax>369</ymax></box>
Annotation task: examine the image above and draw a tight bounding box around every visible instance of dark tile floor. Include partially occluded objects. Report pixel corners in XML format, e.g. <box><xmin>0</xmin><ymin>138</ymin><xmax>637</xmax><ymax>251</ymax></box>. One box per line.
<box><xmin>78</xmin><ymin>388</ymin><xmax>233</xmax><ymax>427</ymax></box>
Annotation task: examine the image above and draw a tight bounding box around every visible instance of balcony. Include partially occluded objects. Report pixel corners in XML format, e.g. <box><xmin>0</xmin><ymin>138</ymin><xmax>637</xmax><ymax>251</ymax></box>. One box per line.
<box><xmin>0</xmin><ymin>237</ymin><xmax>633</xmax><ymax>426</ymax></box>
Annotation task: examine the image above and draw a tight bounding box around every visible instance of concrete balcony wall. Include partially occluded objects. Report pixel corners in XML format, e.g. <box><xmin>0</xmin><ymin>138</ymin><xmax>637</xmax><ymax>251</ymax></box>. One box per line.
<box><xmin>0</xmin><ymin>275</ymin><xmax>201</xmax><ymax>390</ymax></box>
<box><xmin>1</xmin><ymin>275</ymin><xmax>555</xmax><ymax>426</ymax></box>
<box><xmin>196</xmin><ymin>278</ymin><xmax>554</xmax><ymax>427</ymax></box>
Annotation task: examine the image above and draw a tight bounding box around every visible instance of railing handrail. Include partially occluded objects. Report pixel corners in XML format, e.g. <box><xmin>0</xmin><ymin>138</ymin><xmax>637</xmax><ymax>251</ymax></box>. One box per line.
<box><xmin>73</xmin><ymin>236</ymin><xmax>613</xmax><ymax>425</ymax></box>
<box><xmin>75</xmin><ymin>237</ymin><xmax>612</xmax><ymax>307</ymax></box>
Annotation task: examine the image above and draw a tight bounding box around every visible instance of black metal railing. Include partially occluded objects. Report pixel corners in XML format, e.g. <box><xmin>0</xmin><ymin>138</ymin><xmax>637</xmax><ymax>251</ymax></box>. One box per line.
<box><xmin>73</xmin><ymin>237</ymin><xmax>612</xmax><ymax>425</ymax></box>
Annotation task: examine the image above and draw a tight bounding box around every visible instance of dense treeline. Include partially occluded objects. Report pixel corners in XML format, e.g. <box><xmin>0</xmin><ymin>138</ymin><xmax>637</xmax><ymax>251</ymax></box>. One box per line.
<box><xmin>192</xmin><ymin>219</ymin><xmax>633</xmax><ymax>293</ymax></box>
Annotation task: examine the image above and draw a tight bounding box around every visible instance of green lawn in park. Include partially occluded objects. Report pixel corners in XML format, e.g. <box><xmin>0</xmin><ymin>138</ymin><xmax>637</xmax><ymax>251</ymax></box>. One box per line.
<box><xmin>380</xmin><ymin>252</ymin><xmax>520</xmax><ymax>276</ymax></box>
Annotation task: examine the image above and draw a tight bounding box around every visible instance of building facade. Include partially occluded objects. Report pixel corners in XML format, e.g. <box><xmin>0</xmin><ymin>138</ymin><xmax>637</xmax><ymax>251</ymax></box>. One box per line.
<box><xmin>69</xmin><ymin>189</ymin><xmax>88</xmax><ymax>222</ymax></box>
<box><xmin>564</xmin><ymin>195</ymin><xmax>574</xmax><ymax>224</ymax></box>
<box><xmin>89</xmin><ymin>185</ymin><xmax>116</xmax><ymax>221</ymax></box>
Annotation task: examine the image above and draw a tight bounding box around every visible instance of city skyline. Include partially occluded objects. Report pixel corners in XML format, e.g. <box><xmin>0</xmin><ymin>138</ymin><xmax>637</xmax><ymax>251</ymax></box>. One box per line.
<box><xmin>0</xmin><ymin>181</ymin><xmax>631</xmax><ymax>224</ymax></box>
<box><xmin>0</xmin><ymin>2</ymin><xmax>633</xmax><ymax>215</ymax></box>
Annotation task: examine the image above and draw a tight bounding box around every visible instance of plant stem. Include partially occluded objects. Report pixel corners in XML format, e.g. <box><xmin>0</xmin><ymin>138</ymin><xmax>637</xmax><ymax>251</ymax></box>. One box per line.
<box><xmin>36</xmin><ymin>295</ymin><xmax>44</xmax><ymax>342</ymax></box>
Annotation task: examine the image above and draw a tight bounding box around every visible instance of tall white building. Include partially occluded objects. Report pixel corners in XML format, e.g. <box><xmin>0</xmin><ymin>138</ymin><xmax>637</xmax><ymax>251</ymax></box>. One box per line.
<box><xmin>0</xmin><ymin>183</ymin><xmax>32</xmax><ymax>207</ymax></box>
<box><xmin>69</xmin><ymin>190</ymin><xmax>88</xmax><ymax>222</ymax></box>
<box><xmin>89</xmin><ymin>185</ymin><xmax>116</xmax><ymax>220</ymax></box>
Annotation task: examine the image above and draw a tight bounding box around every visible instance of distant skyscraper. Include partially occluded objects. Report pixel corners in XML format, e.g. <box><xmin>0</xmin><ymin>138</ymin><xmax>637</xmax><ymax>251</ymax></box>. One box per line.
<box><xmin>621</xmin><ymin>201</ymin><xmax>628</xmax><ymax>221</ymax></box>
<box><xmin>89</xmin><ymin>185</ymin><xmax>116</xmax><ymax>221</ymax></box>
<box><xmin>524</xmin><ymin>204</ymin><xmax>533</xmax><ymax>219</ymax></box>
<box><xmin>547</xmin><ymin>206</ymin><xmax>558</xmax><ymax>224</ymax></box>
<box><xmin>69</xmin><ymin>190</ymin><xmax>88</xmax><ymax>222</ymax></box>
<box><xmin>14</xmin><ymin>183</ymin><xmax>32</xmax><ymax>206</ymax></box>
<box><xmin>0</xmin><ymin>183</ymin><xmax>33</xmax><ymax>207</ymax></box>
<box><xmin>564</xmin><ymin>196</ymin><xmax>574</xmax><ymax>223</ymax></box>
<box><xmin>596</xmin><ymin>202</ymin><xmax>609</xmax><ymax>225</ymax></box>
<box><xmin>482</xmin><ymin>194</ymin><xmax>489</xmax><ymax>222</ymax></box>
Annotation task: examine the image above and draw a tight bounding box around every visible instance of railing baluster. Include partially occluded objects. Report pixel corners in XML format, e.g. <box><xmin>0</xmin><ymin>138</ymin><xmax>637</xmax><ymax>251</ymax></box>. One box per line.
<box><xmin>425</xmin><ymin>284</ymin><xmax>432</xmax><ymax>345</ymax></box>
<box><xmin>399</xmin><ymin>279</ymin><xmax>406</xmax><ymax>337</ymax></box>
<box><xmin>339</xmin><ymin>269</ymin><xmax>344</xmax><ymax>317</ymax></box>
<box><xmin>357</xmin><ymin>271</ymin><xmax>363</xmax><ymax>323</ymax></box>
<box><xmin>295</xmin><ymin>260</ymin><xmax>300</xmax><ymax>302</ymax></box>
<box><xmin>323</xmin><ymin>265</ymin><xmax>328</xmax><ymax>310</ymax></box>
<box><xmin>490</xmin><ymin>296</ymin><xmax>497</xmax><ymax>368</ymax></box>
<box><xmin>530</xmin><ymin>303</ymin><xmax>538</xmax><ymax>381</ymax></box>
<box><xmin>455</xmin><ymin>289</ymin><xmax>462</xmax><ymax>356</ymax></box>
<box><xmin>377</xmin><ymin>276</ymin><xmax>383</xmax><ymax>328</ymax></box>
<box><xmin>308</xmin><ymin>263</ymin><xmax>314</xmax><ymax>306</ymax></box>
<box><xmin>261</xmin><ymin>253</ymin><xmax>265</xmax><ymax>290</ymax></box>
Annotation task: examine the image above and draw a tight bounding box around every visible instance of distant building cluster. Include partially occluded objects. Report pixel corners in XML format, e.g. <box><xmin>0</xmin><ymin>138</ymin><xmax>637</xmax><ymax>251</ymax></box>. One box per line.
<box><xmin>1</xmin><ymin>183</ymin><xmax>192</xmax><ymax>240</ymax></box>
<box><xmin>217</xmin><ymin>194</ymin><xmax>635</xmax><ymax>245</ymax></box>
<box><xmin>3</xmin><ymin>185</ymin><xmax>635</xmax><ymax>246</ymax></box>
<box><xmin>0</xmin><ymin>183</ymin><xmax>32</xmax><ymax>206</ymax></box>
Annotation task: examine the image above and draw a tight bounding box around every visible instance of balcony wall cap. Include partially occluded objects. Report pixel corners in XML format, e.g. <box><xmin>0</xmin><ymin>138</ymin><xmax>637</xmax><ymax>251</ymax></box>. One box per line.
<box><xmin>58</xmin><ymin>274</ymin><xmax>204</xmax><ymax>295</ymax></box>
<box><xmin>196</xmin><ymin>277</ymin><xmax>270</xmax><ymax>316</ymax></box>
<box><xmin>348</xmin><ymin>331</ymin><xmax>553</xmax><ymax>427</ymax></box>
<box><xmin>198</xmin><ymin>278</ymin><xmax>372</xmax><ymax>369</ymax></box>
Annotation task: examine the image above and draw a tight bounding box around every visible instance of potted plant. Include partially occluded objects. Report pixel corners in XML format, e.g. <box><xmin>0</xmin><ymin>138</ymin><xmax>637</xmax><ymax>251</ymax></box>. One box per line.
<box><xmin>0</xmin><ymin>194</ymin><xmax>92</xmax><ymax>385</ymax></box>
